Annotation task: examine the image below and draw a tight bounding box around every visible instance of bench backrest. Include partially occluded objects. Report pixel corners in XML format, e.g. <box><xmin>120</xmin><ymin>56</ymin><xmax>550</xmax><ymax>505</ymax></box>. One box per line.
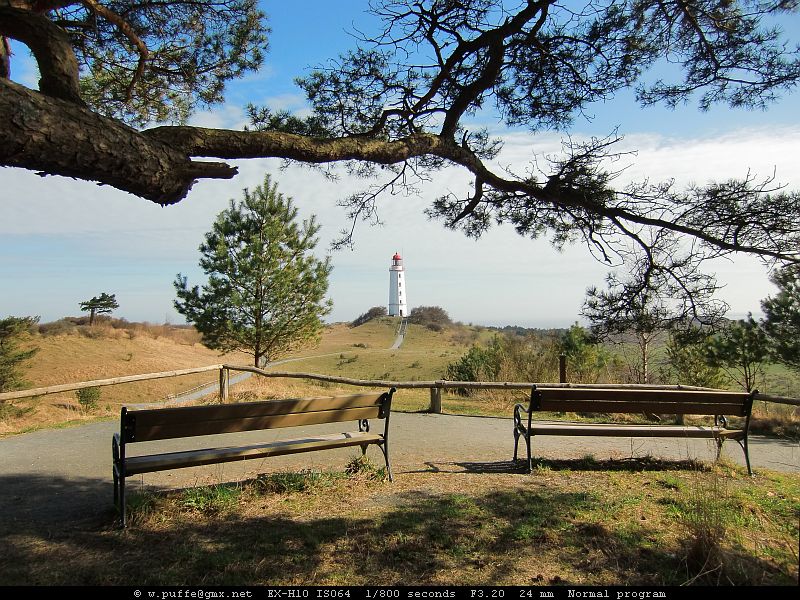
<box><xmin>121</xmin><ymin>390</ymin><xmax>394</xmax><ymax>443</ymax></box>
<box><xmin>531</xmin><ymin>388</ymin><xmax>752</xmax><ymax>417</ymax></box>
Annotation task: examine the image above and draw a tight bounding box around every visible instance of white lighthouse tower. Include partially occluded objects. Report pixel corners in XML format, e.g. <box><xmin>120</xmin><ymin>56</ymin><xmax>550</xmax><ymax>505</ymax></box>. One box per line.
<box><xmin>388</xmin><ymin>252</ymin><xmax>408</xmax><ymax>317</ymax></box>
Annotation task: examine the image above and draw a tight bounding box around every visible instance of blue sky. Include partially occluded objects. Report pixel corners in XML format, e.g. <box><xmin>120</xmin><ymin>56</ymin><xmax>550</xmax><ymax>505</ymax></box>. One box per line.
<box><xmin>1</xmin><ymin>2</ymin><xmax>799</xmax><ymax>328</ymax></box>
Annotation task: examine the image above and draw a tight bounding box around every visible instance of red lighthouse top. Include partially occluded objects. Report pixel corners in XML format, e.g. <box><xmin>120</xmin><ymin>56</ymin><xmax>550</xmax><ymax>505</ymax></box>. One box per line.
<box><xmin>393</xmin><ymin>252</ymin><xmax>402</xmax><ymax>260</ymax></box>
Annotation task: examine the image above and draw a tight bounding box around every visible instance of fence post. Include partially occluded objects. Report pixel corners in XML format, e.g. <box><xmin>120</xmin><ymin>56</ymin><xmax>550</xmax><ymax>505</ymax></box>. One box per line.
<box><xmin>219</xmin><ymin>367</ymin><xmax>229</xmax><ymax>403</ymax></box>
<box><xmin>559</xmin><ymin>354</ymin><xmax>567</xmax><ymax>384</ymax></box>
<box><xmin>429</xmin><ymin>384</ymin><xmax>442</xmax><ymax>414</ymax></box>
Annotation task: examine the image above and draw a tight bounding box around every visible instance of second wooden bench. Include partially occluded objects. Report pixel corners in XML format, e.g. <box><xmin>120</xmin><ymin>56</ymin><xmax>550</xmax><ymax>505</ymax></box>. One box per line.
<box><xmin>513</xmin><ymin>386</ymin><xmax>754</xmax><ymax>474</ymax></box>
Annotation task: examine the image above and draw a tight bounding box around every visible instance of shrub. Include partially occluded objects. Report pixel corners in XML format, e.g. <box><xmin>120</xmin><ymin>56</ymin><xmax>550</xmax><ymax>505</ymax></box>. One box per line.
<box><xmin>351</xmin><ymin>306</ymin><xmax>387</xmax><ymax>327</ymax></box>
<box><xmin>446</xmin><ymin>339</ymin><xmax>502</xmax><ymax>389</ymax></box>
<box><xmin>409</xmin><ymin>306</ymin><xmax>452</xmax><ymax>330</ymax></box>
<box><xmin>445</xmin><ymin>333</ymin><xmax>560</xmax><ymax>394</ymax></box>
<box><xmin>75</xmin><ymin>386</ymin><xmax>101</xmax><ymax>410</ymax></box>
<box><xmin>38</xmin><ymin>318</ymin><xmax>78</xmax><ymax>337</ymax></box>
<box><xmin>659</xmin><ymin>326</ymin><xmax>724</xmax><ymax>388</ymax></box>
<box><xmin>559</xmin><ymin>323</ymin><xmax>618</xmax><ymax>383</ymax></box>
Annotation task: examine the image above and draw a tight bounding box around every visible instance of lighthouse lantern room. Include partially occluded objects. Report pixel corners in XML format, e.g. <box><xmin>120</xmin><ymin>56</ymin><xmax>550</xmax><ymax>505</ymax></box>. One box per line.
<box><xmin>388</xmin><ymin>253</ymin><xmax>408</xmax><ymax>317</ymax></box>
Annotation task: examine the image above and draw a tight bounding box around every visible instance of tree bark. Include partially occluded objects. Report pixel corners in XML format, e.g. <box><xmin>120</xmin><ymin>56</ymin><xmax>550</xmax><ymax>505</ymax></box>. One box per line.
<box><xmin>640</xmin><ymin>333</ymin><xmax>649</xmax><ymax>384</ymax></box>
<box><xmin>0</xmin><ymin>74</ymin><xmax>495</xmax><ymax>205</ymax></box>
<box><xmin>0</xmin><ymin>6</ymin><xmax>82</xmax><ymax>103</ymax></box>
<box><xmin>0</xmin><ymin>78</ymin><xmax>237</xmax><ymax>204</ymax></box>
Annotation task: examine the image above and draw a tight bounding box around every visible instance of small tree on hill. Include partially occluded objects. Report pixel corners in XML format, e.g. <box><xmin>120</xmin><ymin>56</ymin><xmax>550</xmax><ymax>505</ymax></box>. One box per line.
<box><xmin>0</xmin><ymin>316</ymin><xmax>39</xmax><ymax>393</ymax></box>
<box><xmin>174</xmin><ymin>174</ymin><xmax>332</xmax><ymax>367</ymax></box>
<box><xmin>762</xmin><ymin>264</ymin><xmax>800</xmax><ymax>372</ymax></box>
<box><xmin>582</xmin><ymin>257</ymin><xmax>726</xmax><ymax>383</ymax></box>
<box><xmin>79</xmin><ymin>293</ymin><xmax>119</xmax><ymax>326</ymax></box>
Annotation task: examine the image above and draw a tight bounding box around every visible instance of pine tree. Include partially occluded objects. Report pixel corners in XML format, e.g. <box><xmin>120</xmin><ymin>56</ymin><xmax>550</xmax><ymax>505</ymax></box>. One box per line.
<box><xmin>762</xmin><ymin>265</ymin><xmax>800</xmax><ymax>372</ymax></box>
<box><xmin>79</xmin><ymin>293</ymin><xmax>119</xmax><ymax>325</ymax></box>
<box><xmin>707</xmin><ymin>315</ymin><xmax>771</xmax><ymax>393</ymax></box>
<box><xmin>174</xmin><ymin>174</ymin><xmax>332</xmax><ymax>367</ymax></box>
<box><xmin>0</xmin><ymin>316</ymin><xmax>39</xmax><ymax>393</ymax></box>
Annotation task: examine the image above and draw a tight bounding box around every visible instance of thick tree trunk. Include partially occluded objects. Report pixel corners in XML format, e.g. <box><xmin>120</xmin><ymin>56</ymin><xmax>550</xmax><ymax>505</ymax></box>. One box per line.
<box><xmin>0</xmin><ymin>78</ymin><xmax>237</xmax><ymax>204</ymax></box>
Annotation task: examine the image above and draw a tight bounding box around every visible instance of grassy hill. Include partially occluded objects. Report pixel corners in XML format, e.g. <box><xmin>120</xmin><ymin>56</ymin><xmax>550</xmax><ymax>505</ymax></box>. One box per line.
<box><xmin>1</xmin><ymin>322</ymin><xmax>248</xmax><ymax>436</ymax></box>
<box><xmin>3</xmin><ymin>315</ymin><xmax>798</xmax><ymax>437</ymax></box>
<box><xmin>232</xmin><ymin>318</ymin><xmax>503</xmax><ymax>413</ymax></box>
<box><xmin>1</xmin><ymin>317</ymin><xmax>487</xmax><ymax>436</ymax></box>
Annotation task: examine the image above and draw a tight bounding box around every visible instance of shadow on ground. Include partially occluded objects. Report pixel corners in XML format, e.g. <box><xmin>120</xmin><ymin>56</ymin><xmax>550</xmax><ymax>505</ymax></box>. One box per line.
<box><xmin>0</xmin><ymin>472</ymin><xmax>112</xmax><ymax>527</ymax></box>
<box><xmin>414</xmin><ymin>456</ymin><xmax>713</xmax><ymax>474</ymax></box>
<box><xmin>0</xmin><ymin>469</ymin><xmax>792</xmax><ymax>586</ymax></box>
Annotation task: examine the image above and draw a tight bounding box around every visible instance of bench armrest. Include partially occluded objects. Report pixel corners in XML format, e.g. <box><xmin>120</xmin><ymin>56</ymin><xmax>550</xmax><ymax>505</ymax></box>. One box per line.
<box><xmin>513</xmin><ymin>402</ymin><xmax>531</xmax><ymax>433</ymax></box>
<box><xmin>112</xmin><ymin>432</ymin><xmax>124</xmax><ymax>467</ymax></box>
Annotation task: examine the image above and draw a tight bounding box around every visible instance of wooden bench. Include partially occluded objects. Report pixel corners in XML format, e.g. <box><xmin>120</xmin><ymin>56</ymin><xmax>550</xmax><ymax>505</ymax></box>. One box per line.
<box><xmin>113</xmin><ymin>389</ymin><xmax>395</xmax><ymax>527</ymax></box>
<box><xmin>513</xmin><ymin>386</ymin><xmax>755</xmax><ymax>474</ymax></box>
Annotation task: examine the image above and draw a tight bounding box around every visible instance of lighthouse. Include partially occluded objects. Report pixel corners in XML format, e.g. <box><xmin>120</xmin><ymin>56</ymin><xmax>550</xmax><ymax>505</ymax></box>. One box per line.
<box><xmin>388</xmin><ymin>253</ymin><xmax>408</xmax><ymax>317</ymax></box>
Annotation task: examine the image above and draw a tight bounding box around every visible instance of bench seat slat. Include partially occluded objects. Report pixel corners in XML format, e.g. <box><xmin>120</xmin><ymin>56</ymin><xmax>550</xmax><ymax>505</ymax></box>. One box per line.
<box><xmin>538</xmin><ymin>400</ymin><xmax>746</xmax><ymax>416</ymax></box>
<box><xmin>124</xmin><ymin>431</ymin><xmax>384</xmax><ymax>475</ymax></box>
<box><xmin>529</xmin><ymin>422</ymin><xmax>744</xmax><ymax>439</ymax></box>
<box><xmin>133</xmin><ymin>406</ymin><xmax>383</xmax><ymax>442</ymax></box>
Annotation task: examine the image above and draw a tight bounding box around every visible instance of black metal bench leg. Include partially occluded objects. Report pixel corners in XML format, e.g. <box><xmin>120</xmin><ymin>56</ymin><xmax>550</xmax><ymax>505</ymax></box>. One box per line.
<box><xmin>113</xmin><ymin>467</ymin><xmax>119</xmax><ymax>507</ymax></box>
<box><xmin>526</xmin><ymin>434</ymin><xmax>532</xmax><ymax>473</ymax></box>
<box><xmin>740</xmin><ymin>438</ymin><xmax>753</xmax><ymax>476</ymax></box>
<box><xmin>379</xmin><ymin>443</ymin><xmax>394</xmax><ymax>482</ymax></box>
<box><xmin>513</xmin><ymin>426</ymin><xmax>520</xmax><ymax>462</ymax></box>
<box><xmin>120</xmin><ymin>477</ymin><xmax>127</xmax><ymax>528</ymax></box>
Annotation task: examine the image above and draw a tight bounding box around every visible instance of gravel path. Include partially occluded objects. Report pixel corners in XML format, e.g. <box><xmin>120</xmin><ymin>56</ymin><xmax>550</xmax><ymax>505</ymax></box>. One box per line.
<box><xmin>0</xmin><ymin>411</ymin><xmax>797</xmax><ymax>529</ymax></box>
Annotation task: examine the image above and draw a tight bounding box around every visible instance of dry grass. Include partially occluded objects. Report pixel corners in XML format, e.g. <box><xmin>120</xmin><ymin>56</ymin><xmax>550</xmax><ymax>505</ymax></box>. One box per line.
<box><xmin>1</xmin><ymin>324</ymin><xmax>248</xmax><ymax>437</ymax></box>
<box><xmin>4</xmin><ymin>317</ymin><xmax>799</xmax><ymax>438</ymax></box>
<box><xmin>1</xmin><ymin>459</ymin><xmax>796</xmax><ymax>586</ymax></box>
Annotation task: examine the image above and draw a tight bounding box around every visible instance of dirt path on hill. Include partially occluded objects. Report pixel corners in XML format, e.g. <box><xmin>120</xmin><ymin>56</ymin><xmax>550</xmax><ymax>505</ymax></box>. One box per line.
<box><xmin>0</xmin><ymin>411</ymin><xmax>797</xmax><ymax>529</ymax></box>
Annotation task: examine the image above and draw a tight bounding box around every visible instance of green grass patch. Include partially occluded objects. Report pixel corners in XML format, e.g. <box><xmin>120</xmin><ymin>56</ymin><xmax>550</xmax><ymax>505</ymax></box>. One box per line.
<box><xmin>181</xmin><ymin>484</ymin><xmax>241</xmax><ymax>513</ymax></box>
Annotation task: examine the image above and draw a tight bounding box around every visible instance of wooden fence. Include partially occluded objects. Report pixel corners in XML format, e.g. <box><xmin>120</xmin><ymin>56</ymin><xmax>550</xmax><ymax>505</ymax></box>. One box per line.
<box><xmin>2</xmin><ymin>363</ymin><xmax>798</xmax><ymax>409</ymax></box>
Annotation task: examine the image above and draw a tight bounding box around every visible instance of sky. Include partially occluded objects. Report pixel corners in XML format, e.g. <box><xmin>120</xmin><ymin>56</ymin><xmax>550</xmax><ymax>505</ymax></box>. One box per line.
<box><xmin>1</xmin><ymin>2</ymin><xmax>799</xmax><ymax>329</ymax></box>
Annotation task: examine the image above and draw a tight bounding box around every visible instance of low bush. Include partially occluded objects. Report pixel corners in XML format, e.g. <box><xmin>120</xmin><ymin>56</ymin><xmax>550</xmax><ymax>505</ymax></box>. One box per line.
<box><xmin>351</xmin><ymin>306</ymin><xmax>387</xmax><ymax>327</ymax></box>
<box><xmin>446</xmin><ymin>333</ymin><xmax>560</xmax><ymax>394</ymax></box>
<box><xmin>409</xmin><ymin>306</ymin><xmax>452</xmax><ymax>330</ymax></box>
<box><xmin>38</xmin><ymin>319</ymin><xmax>78</xmax><ymax>337</ymax></box>
<box><xmin>75</xmin><ymin>386</ymin><xmax>101</xmax><ymax>410</ymax></box>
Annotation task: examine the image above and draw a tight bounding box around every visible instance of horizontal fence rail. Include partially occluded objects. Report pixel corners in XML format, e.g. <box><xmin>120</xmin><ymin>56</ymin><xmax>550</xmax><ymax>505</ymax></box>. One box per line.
<box><xmin>0</xmin><ymin>365</ymin><xmax>223</xmax><ymax>402</ymax></box>
<box><xmin>2</xmin><ymin>363</ymin><xmax>799</xmax><ymax>408</ymax></box>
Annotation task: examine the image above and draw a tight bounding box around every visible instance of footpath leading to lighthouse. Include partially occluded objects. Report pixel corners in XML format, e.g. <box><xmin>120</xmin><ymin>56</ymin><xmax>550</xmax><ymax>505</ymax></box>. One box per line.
<box><xmin>390</xmin><ymin>317</ymin><xmax>409</xmax><ymax>349</ymax></box>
